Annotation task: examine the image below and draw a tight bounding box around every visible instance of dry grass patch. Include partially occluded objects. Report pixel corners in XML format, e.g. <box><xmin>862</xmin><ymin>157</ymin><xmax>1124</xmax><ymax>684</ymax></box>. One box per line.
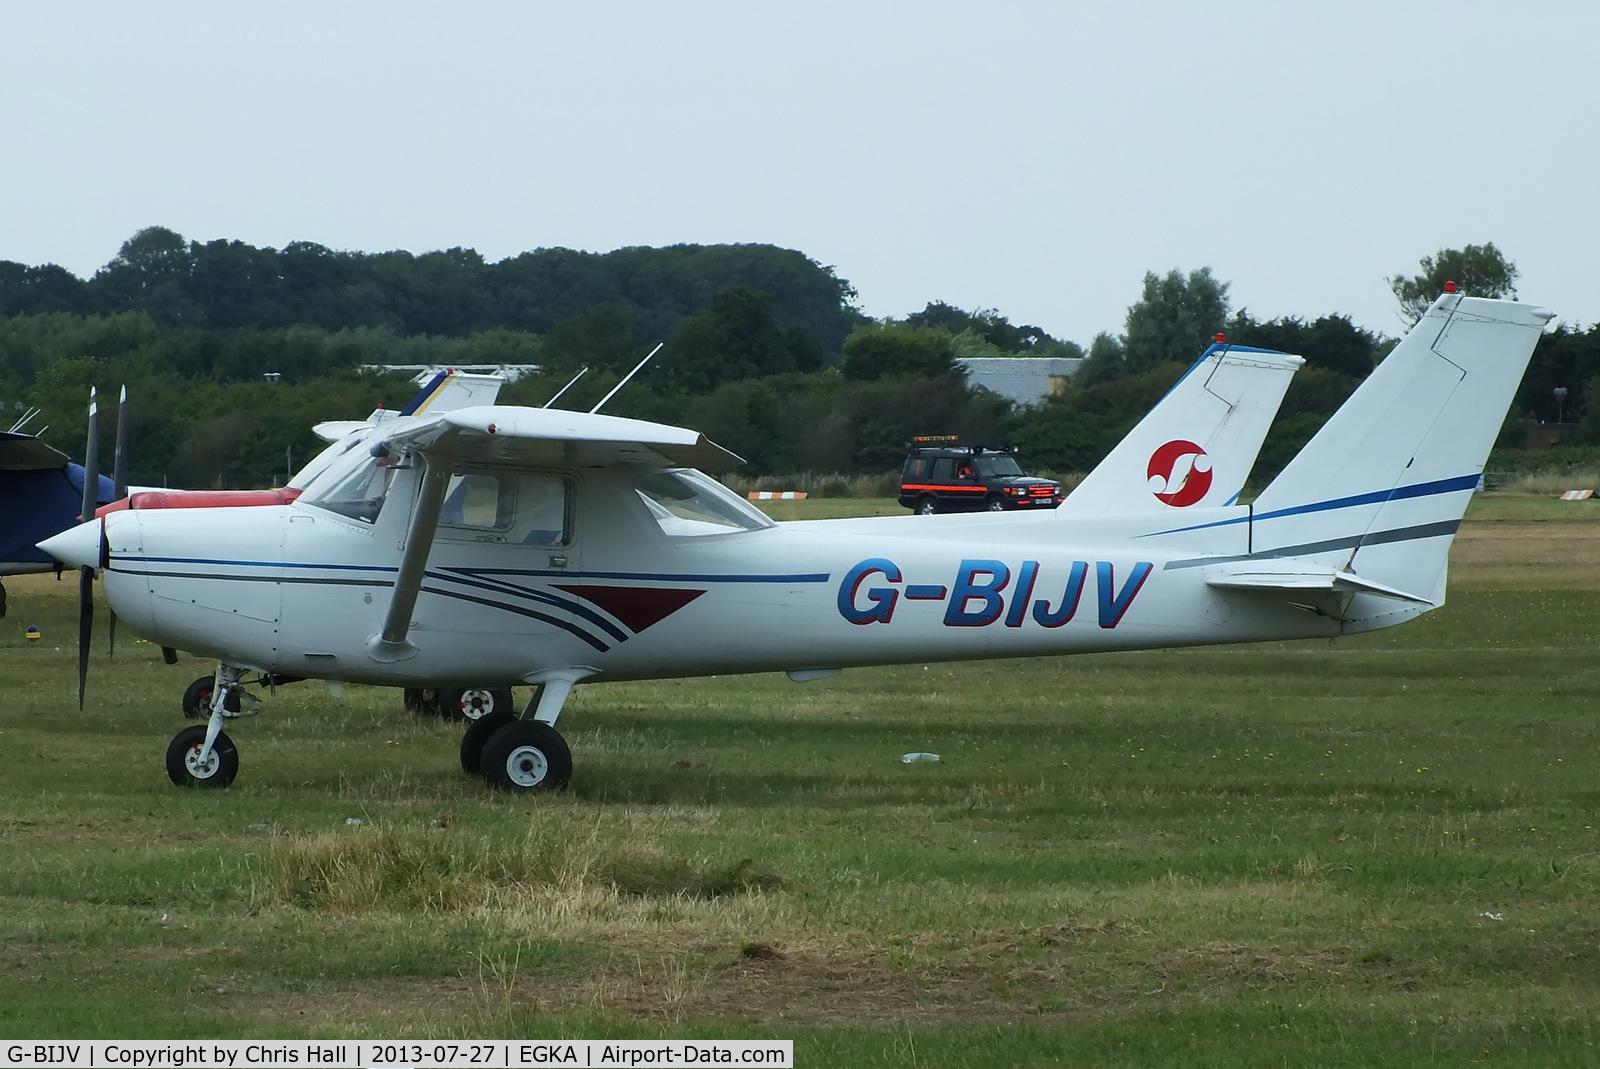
<box><xmin>256</xmin><ymin>819</ymin><xmax>785</xmax><ymax>917</ymax></box>
<box><xmin>1450</xmin><ymin>522</ymin><xmax>1600</xmax><ymax>589</ymax></box>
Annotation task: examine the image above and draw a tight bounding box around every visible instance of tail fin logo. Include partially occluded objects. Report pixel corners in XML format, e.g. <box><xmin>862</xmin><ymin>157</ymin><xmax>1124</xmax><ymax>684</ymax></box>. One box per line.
<box><xmin>1147</xmin><ymin>439</ymin><xmax>1213</xmax><ymax>507</ymax></box>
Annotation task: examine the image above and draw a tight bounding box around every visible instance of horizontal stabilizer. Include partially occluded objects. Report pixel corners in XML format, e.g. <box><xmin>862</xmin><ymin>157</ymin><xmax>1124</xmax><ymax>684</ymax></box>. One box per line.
<box><xmin>1206</xmin><ymin>565</ymin><xmax>1432</xmax><ymax>604</ymax></box>
<box><xmin>312</xmin><ymin>420</ymin><xmax>373</xmax><ymax>443</ymax></box>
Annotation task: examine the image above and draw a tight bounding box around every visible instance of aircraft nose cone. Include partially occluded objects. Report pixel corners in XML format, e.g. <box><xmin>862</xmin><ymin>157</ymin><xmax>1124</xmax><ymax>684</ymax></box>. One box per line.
<box><xmin>38</xmin><ymin>518</ymin><xmax>102</xmax><ymax>571</ymax></box>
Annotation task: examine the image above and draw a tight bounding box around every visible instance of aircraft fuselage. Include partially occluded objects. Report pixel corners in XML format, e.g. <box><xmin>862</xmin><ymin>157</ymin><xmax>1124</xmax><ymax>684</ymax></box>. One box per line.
<box><xmin>95</xmin><ymin>461</ymin><xmax>1383</xmax><ymax>689</ymax></box>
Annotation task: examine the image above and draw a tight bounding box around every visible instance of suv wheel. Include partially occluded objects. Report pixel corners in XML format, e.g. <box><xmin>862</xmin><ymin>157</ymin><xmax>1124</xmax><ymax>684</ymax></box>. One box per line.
<box><xmin>986</xmin><ymin>496</ymin><xmax>1007</xmax><ymax>512</ymax></box>
<box><xmin>915</xmin><ymin>495</ymin><xmax>938</xmax><ymax>515</ymax></box>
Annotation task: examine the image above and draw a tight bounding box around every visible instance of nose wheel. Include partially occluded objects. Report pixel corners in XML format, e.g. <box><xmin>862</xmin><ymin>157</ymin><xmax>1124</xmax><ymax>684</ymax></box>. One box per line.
<box><xmin>166</xmin><ymin>725</ymin><xmax>238</xmax><ymax>788</ymax></box>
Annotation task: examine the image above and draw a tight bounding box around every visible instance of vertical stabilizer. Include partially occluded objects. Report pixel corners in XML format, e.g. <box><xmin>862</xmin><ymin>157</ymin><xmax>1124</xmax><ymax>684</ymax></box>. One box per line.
<box><xmin>1248</xmin><ymin>294</ymin><xmax>1552</xmax><ymax>613</ymax></box>
<box><xmin>1062</xmin><ymin>344</ymin><xmax>1302</xmax><ymax>517</ymax></box>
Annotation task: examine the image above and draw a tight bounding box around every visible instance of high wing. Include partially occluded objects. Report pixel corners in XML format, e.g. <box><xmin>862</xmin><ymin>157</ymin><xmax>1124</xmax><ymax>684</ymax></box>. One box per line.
<box><xmin>379</xmin><ymin>405</ymin><xmax>744</xmax><ymax>470</ymax></box>
<box><xmin>361</xmin><ymin>405</ymin><xmax>742</xmax><ymax>664</ymax></box>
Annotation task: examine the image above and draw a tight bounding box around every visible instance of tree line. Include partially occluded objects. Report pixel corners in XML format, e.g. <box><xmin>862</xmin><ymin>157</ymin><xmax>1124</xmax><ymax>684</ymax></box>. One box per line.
<box><xmin>2</xmin><ymin>231</ymin><xmax>1597</xmax><ymax>490</ymax></box>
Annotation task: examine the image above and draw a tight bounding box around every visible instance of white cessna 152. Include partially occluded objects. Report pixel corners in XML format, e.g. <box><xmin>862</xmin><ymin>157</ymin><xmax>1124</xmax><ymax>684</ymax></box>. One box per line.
<box><xmin>40</xmin><ymin>291</ymin><xmax>1548</xmax><ymax>793</ymax></box>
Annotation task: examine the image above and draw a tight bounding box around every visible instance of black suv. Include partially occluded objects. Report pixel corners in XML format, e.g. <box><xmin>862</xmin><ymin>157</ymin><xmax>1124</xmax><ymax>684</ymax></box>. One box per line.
<box><xmin>899</xmin><ymin>437</ymin><xmax>1062</xmax><ymax>514</ymax></box>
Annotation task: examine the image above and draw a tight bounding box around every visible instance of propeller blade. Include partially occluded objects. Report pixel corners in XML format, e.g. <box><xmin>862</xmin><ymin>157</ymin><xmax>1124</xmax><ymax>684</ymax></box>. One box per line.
<box><xmin>77</xmin><ymin>388</ymin><xmax>100</xmax><ymax>708</ymax></box>
<box><xmin>112</xmin><ymin>384</ymin><xmax>129</xmax><ymax>499</ymax></box>
<box><xmin>108</xmin><ymin>386</ymin><xmax>128</xmax><ymax>656</ymax></box>
<box><xmin>80</xmin><ymin>387</ymin><xmax>100</xmax><ymax>523</ymax></box>
<box><xmin>77</xmin><ymin>565</ymin><xmax>93</xmax><ymax>710</ymax></box>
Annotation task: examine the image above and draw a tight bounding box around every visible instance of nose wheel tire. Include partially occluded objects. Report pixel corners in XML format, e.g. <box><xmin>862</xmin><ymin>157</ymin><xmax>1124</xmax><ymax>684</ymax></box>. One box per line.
<box><xmin>166</xmin><ymin>725</ymin><xmax>238</xmax><ymax>788</ymax></box>
<box><xmin>481</xmin><ymin>720</ymin><xmax>572</xmax><ymax>791</ymax></box>
<box><xmin>437</xmin><ymin>686</ymin><xmax>515</xmax><ymax>722</ymax></box>
<box><xmin>460</xmin><ymin>709</ymin><xmax>516</xmax><ymax>775</ymax></box>
<box><xmin>182</xmin><ymin>675</ymin><xmax>240</xmax><ymax>719</ymax></box>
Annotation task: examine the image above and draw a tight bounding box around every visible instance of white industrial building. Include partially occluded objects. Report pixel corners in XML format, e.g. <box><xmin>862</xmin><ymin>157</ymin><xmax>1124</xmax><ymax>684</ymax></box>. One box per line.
<box><xmin>958</xmin><ymin>357</ymin><xmax>1083</xmax><ymax>406</ymax></box>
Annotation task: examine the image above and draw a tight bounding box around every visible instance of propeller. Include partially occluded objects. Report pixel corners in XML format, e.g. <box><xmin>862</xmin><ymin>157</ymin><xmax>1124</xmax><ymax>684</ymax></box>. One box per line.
<box><xmin>71</xmin><ymin>385</ymin><xmax>127</xmax><ymax>707</ymax></box>
<box><xmin>76</xmin><ymin>387</ymin><xmax>100</xmax><ymax>710</ymax></box>
<box><xmin>108</xmin><ymin>386</ymin><xmax>128</xmax><ymax>656</ymax></box>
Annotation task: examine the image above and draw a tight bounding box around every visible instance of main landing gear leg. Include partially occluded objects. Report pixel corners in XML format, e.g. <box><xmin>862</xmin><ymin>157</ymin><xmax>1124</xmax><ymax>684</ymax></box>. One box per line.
<box><xmin>167</xmin><ymin>664</ymin><xmax>243</xmax><ymax>788</ymax></box>
<box><xmin>468</xmin><ymin>672</ymin><xmax>585</xmax><ymax>792</ymax></box>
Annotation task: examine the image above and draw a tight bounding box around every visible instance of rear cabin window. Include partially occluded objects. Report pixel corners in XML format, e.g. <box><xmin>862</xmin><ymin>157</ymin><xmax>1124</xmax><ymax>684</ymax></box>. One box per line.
<box><xmin>930</xmin><ymin>457</ymin><xmax>955</xmax><ymax>481</ymax></box>
<box><xmin>636</xmin><ymin>469</ymin><xmax>775</xmax><ymax>537</ymax></box>
<box><xmin>904</xmin><ymin>457</ymin><xmax>928</xmax><ymax>480</ymax></box>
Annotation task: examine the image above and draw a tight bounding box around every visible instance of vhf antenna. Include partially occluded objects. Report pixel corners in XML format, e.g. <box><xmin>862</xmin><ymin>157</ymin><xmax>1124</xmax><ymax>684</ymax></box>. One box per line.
<box><xmin>541</xmin><ymin>366</ymin><xmax>590</xmax><ymax>409</ymax></box>
<box><xmin>589</xmin><ymin>343</ymin><xmax>664</xmax><ymax>414</ymax></box>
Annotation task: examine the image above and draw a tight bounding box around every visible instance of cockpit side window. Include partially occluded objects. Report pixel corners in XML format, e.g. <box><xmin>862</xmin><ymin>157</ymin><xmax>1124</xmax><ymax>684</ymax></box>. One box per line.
<box><xmin>439</xmin><ymin>471</ymin><xmax>571</xmax><ymax>546</ymax></box>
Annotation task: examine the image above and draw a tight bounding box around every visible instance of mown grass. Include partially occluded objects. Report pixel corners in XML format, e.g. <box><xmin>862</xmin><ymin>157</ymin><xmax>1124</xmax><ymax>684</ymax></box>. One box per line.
<box><xmin>1</xmin><ymin>499</ymin><xmax>1599</xmax><ymax>1064</ymax></box>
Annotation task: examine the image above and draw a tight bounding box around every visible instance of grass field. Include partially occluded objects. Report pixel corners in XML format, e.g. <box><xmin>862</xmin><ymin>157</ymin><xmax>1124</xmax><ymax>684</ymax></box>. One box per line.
<box><xmin>2</xmin><ymin>495</ymin><xmax>1598</xmax><ymax>1065</ymax></box>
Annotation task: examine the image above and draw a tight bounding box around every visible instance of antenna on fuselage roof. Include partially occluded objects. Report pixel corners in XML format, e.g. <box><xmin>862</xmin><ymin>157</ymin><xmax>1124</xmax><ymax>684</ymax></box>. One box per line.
<box><xmin>542</xmin><ymin>366</ymin><xmax>590</xmax><ymax>409</ymax></box>
<box><xmin>588</xmin><ymin>343</ymin><xmax>665</xmax><ymax>414</ymax></box>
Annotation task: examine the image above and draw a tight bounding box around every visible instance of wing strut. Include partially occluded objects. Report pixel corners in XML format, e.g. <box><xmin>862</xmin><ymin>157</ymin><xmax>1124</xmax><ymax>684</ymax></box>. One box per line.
<box><xmin>366</xmin><ymin>456</ymin><xmax>452</xmax><ymax>663</ymax></box>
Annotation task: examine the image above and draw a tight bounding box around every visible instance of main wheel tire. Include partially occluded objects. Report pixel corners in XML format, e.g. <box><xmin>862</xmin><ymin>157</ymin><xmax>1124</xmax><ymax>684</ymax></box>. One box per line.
<box><xmin>403</xmin><ymin>688</ymin><xmax>428</xmax><ymax>715</ymax></box>
<box><xmin>915</xmin><ymin>495</ymin><xmax>938</xmax><ymax>516</ymax></box>
<box><xmin>460</xmin><ymin>709</ymin><xmax>516</xmax><ymax>775</ymax></box>
<box><xmin>481</xmin><ymin>720</ymin><xmax>572</xmax><ymax>791</ymax></box>
<box><xmin>986</xmin><ymin>496</ymin><xmax>1007</xmax><ymax>512</ymax></box>
<box><xmin>438</xmin><ymin>686</ymin><xmax>515</xmax><ymax>722</ymax></box>
<box><xmin>182</xmin><ymin>675</ymin><xmax>240</xmax><ymax>720</ymax></box>
<box><xmin>166</xmin><ymin>725</ymin><xmax>239</xmax><ymax>788</ymax></box>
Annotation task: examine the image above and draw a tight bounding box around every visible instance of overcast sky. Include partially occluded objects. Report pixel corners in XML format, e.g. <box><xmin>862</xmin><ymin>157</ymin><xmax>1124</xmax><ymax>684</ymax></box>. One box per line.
<box><xmin>2</xmin><ymin>2</ymin><xmax>1596</xmax><ymax>343</ymax></box>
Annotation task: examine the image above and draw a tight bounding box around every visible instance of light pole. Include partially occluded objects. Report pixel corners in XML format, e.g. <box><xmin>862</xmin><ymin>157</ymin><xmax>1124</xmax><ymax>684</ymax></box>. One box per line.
<box><xmin>1554</xmin><ymin>386</ymin><xmax>1569</xmax><ymax>424</ymax></box>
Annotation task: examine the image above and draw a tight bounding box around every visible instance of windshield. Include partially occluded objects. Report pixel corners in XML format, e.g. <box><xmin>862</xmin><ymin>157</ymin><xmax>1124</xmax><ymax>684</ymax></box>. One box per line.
<box><xmin>636</xmin><ymin>469</ymin><xmax>774</xmax><ymax>537</ymax></box>
<box><xmin>974</xmin><ymin>455</ymin><xmax>1025</xmax><ymax>478</ymax></box>
<box><xmin>299</xmin><ymin>452</ymin><xmax>397</xmax><ymax>523</ymax></box>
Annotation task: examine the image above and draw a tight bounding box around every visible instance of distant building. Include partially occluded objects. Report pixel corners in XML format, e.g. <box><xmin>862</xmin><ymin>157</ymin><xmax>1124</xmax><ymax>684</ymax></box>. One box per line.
<box><xmin>363</xmin><ymin>364</ymin><xmax>541</xmax><ymax>385</ymax></box>
<box><xmin>958</xmin><ymin>357</ymin><xmax>1083</xmax><ymax>406</ymax></box>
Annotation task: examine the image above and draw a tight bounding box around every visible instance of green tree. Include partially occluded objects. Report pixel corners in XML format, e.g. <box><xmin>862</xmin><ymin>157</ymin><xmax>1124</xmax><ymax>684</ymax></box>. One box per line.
<box><xmin>1074</xmin><ymin>332</ymin><xmax>1128</xmax><ymax>386</ymax></box>
<box><xmin>540</xmin><ymin>304</ymin><xmax>640</xmax><ymax>375</ymax></box>
<box><xmin>1389</xmin><ymin>243</ymin><xmax>1518</xmax><ymax>325</ymax></box>
<box><xmin>660</xmin><ymin>286</ymin><xmax>821</xmax><ymax>393</ymax></box>
<box><xmin>1121</xmin><ymin>267</ymin><xmax>1230</xmax><ymax>374</ymax></box>
<box><xmin>89</xmin><ymin>226</ymin><xmax>203</xmax><ymax>326</ymax></box>
<box><xmin>1226</xmin><ymin>311</ymin><xmax>1385</xmax><ymax>379</ymax></box>
<box><xmin>840</xmin><ymin>325</ymin><xmax>961</xmax><ymax>381</ymax></box>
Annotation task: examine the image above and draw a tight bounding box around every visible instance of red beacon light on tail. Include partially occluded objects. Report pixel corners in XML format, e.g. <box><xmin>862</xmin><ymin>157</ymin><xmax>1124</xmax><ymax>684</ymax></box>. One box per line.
<box><xmin>1215</xmin><ymin>333</ymin><xmax>1226</xmax><ymax>344</ymax></box>
<box><xmin>1444</xmin><ymin>281</ymin><xmax>1458</xmax><ymax>293</ymax></box>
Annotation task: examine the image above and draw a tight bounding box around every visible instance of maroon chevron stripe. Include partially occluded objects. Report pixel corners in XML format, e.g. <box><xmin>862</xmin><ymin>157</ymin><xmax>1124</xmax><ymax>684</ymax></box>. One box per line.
<box><xmin>553</xmin><ymin>585</ymin><xmax>706</xmax><ymax>633</ymax></box>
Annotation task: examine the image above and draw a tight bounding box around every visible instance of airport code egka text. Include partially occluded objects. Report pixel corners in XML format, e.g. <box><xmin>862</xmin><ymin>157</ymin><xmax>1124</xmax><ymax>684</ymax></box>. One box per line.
<box><xmin>3</xmin><ymin>1041</ymin><xmax>792</xmax><ymax>1068</ymax></box>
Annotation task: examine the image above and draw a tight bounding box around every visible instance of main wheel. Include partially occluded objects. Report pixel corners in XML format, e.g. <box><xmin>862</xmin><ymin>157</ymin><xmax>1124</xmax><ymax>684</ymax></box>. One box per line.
<box><xmin>915</xmin><ymin>495</ymin><xmax>938</xmax><ymax>516</ymax></box>
<box><xmin>438</xmin><ymin>686</ymin><xmax>515</xmax><ymax>722</ymax></box>
<box><xmin>460</xmin><ymin>709</ymin><xmax>516</xmax><ymax>775</ymax></box>
<box><xmin>166</xmin><ymin>725</ymin><xmax>239</xmax><ymax>788</ymax></box>
<box><xmin>182</xmin><ymin>675</ymin><xmax>240</xmax><ymax>719</ymax></box>
<box><xmin>481</xmin><ymin>720</ymin><xmax>572</xmax><ymax>791</ymax></box>
<box><xmin>403</xmin><ymin>688</ymin><xmax>428</xmax><ymax>715</ymax></box>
